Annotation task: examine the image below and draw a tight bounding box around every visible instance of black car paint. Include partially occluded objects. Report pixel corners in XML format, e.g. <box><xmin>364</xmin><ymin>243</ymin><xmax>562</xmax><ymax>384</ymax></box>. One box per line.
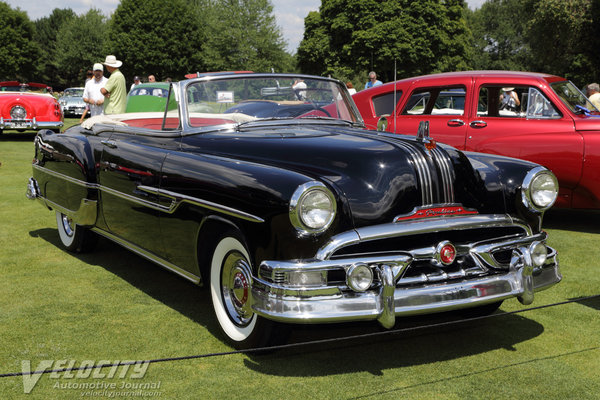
<box><xmin>32</xmin><ymin>121</ymin><xmax>541</xmax><ymax>281</ymax></box>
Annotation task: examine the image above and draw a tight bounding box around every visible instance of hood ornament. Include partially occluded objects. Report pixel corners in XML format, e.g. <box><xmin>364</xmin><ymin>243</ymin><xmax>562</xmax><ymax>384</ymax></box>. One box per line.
<box><xmin>416</xmin><ymin>121</ymin><xmax>436</xmax><ymax>150</ymax></box>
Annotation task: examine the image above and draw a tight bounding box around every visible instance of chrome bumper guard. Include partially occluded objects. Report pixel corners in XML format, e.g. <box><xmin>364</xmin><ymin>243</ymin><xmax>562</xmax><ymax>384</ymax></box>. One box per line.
<box><xmin>251</xmin><ymin>215</ymin><xmax>561</xmax><ymax>328</ymax></box>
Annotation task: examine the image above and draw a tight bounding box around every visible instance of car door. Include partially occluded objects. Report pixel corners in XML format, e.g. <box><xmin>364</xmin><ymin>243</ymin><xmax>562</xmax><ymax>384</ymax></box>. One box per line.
<box><xmin>98</xmin><ymin>129</ymin><xmax>180</xmax><ymax>255</ymax></box>
<box><xmin>464</xmin><ymin>80</ymin><xmax>584</xmax><ymax>195</ymax></box>
<box><xmin>393</xmin><ymin>77</ymin><xmax>472</xmax><ymax>147</ymax></box>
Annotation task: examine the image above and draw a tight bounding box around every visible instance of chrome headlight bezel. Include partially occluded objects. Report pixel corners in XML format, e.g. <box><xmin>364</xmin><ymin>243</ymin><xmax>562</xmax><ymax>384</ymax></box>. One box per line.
<box><xmin>289</xmin><ymin>181</ymin><xmax>337</xmax><ymax>235</ymax></box>
<box><xmin>10</xmin><ymin>105</ymin><xmax>27</xmax><ymax>120</ymax></box>
<box><xmin>522</xmin><ymin>166</ymin><xmax>559</xmax><ymax>212</ymax></box>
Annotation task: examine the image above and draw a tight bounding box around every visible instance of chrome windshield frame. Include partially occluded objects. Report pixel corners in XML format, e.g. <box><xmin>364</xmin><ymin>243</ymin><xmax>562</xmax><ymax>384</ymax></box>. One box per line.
<box><xmin>176</xmin><ymin>73</ymin><xmax>364</xmax><ymax>133</ymax></box>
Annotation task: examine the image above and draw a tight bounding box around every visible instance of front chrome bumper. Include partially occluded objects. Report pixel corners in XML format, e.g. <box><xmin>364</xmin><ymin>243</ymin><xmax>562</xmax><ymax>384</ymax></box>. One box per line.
<box><xmin>251</xmin><ymin>215</ymin><xmax>561</xmax><ymax>328</ymax></box>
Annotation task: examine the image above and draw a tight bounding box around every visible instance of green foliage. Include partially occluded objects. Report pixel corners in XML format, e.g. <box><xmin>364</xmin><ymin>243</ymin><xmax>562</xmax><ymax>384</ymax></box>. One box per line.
<box><xmin>33</xmin><ymin>8</ymin><xmax>77</xmax><ymax>85</ymax></box>
<box><xmin>527</xmin><ymin>0</ymin><xmax>596</xmax><ymax>87</ymax></box>
<box><xmin>0</xmin><ymin>2</ymin><xmax>40</xmax><ymax>81</ymax></box>
<box><xmin>466</xmin><ymin>0</ymin><xmax>536</xmax><ymax>71</ymax></box>
<box><xmin>297</xmin><ymin>0</ymin><xmax>471</xmax><ymax>84</ymax></box>
<box><xmin>106</xmin><ymin>0</ymin><xmax>206</xmax><ymax>82</ymax></box>
<box><xmin>201</xmin><ymin>0</ymin><xmax>294</xmax><ymax>73</ymax></box>
<box><xmin>55</xmin><ymin>9</ymin><xmax>108</xmax><ymax>88</ymax></box>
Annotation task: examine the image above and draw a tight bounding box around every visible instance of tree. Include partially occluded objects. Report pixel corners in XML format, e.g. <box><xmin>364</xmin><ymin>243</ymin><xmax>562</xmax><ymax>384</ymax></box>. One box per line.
<box><xmin>527</xmin><ymin>0</ymin><xmax>597</xmax><ymax>87</ymax></box>
<box><xmin>55</xmin><ymin>9</ymin><xmax>108</xmax><ymax>88</ymax></box>
<box><xmin>466</xmin><ymin>0</ymin><xmax>538</xmax><ymax>72</ymax></box>
<box><xmin>297</xmin><ymin>0</ymin><xmax>471</xmax><ymax>85</ymax></box>
<box><xmin>34</xmin><ymin>8</ymin><xmax>77</xmax><ymax>86</ymax></box>
<box><xmin>200</xmin><ymin>0</ymin><xmax>294</xmax><ymax>73</ymax></box>
<box><xmin>0</xmin><ymin>2</ymin><xmax>40</xmax><ymax>81</ymax></box>
<box><xmin>106</xmin><ymin>0</ymin><xmax>206</xmax><ymax>82</ymax></box>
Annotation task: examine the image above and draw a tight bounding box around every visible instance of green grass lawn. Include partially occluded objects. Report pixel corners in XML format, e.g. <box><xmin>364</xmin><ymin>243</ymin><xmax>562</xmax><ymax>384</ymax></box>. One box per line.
<box><xmin>1</xmin><ymin>125</ymin><xmax>599</xmax><ymax>399</ymax></box>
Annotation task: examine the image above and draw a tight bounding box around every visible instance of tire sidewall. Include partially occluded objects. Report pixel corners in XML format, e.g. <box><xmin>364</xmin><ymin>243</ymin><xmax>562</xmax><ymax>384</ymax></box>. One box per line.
<box><xmin>210</xmin><ymin>235</ymin><xmax>258</xmax><ymax>343</ymax></box>
<box><xmin>56</xmin><ymin>211</ymin><xmax>77</xmax><ymax>249</ymax></box>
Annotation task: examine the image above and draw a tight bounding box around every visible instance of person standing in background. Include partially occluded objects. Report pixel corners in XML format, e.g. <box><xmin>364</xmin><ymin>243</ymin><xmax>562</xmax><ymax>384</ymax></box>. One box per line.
<box><xmin>82</xmin><ymin>63</ymin><xmax>108</xmax><ymax>121</ymax></box>
<box><xmin>130</xmin><ymin>76</ymin><xmax>141</xmax><ymax>92</ymax></box>
<box><xmin>100</xmin><ymin>55</ymin><xmax>127</xmax><ymax>115</ymax></box>
<box><xmin>364</xmin><ymin>71</ymin><xmax>382</xmax><ymax>90</ymax></box>
<box><xmin>586</xmin><ymin>83</ymin><xmax>600</xmax><ymax>110</ymax></box>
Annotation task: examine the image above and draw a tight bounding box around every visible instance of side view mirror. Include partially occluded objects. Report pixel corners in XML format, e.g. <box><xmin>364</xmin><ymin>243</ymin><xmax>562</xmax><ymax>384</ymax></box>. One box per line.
<box><xmin>377</xmin><ymin>116</ymin><xmax>388</xmax><ymax>131</ymax></box>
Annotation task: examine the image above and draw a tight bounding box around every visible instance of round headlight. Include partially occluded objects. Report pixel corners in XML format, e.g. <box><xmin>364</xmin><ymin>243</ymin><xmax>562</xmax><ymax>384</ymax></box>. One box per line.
<box><xmin>530</xmin><ymin>242</ymin><xmax>548</xmax><ymax>267</ymax></box>
<box><xmin>290</xmin><ymin>181</ymin><xmax>336</xmax><ymax>234</ymax></box>
<box><xmin>346</xmin><ymin>263</ymin><xmax>373</xmax><ymax>292</ymax></box>
<box><xmin>522</xmin><ymin>167</ymin><xmax>558</xmax><ymax>211</ymax></box>
<box><xmin>10</xmin><ymin>105</ymin><xmax>27</xmax><ymax>119</ymax></box>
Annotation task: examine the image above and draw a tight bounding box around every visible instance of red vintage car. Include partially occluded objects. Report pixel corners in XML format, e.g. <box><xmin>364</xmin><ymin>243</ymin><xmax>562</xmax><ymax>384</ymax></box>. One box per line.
<box><xmin>0</xmin><ymin>81</ymin><xmax>63</xmax><ymax>134</ymax></box>
<box><xmin>353</xmin><ymin>71</ymin><xmax>600</xmax><ymax>209</ymax></box>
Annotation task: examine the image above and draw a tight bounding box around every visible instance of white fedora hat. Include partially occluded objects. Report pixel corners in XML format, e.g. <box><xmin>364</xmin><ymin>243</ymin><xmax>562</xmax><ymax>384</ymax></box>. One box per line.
<box><xmin>103</xmin><ymin>55</ymin><xmax>122</xmax><ymax>68</ymax></box>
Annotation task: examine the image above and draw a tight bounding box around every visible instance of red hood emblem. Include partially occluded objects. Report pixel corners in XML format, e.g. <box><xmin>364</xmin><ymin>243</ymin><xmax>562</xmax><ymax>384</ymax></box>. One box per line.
<box><xmin>394</xmin><ymin>205</ymin><xmax>478</xmax><ymax>222</ymax></box>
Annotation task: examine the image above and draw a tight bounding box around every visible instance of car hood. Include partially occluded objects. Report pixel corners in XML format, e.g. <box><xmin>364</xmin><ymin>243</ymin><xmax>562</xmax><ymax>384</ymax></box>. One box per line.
<box><xmin>183</xmin><ymin>123</ymin><xmax>487</xmax><ymax>227</ymax></box>
<box><xmin>60</xmin><ymin>96</ymin><xmax>84</xmax><ymax>103</ymax></box>
<box><xmin>574</xmin><ymin>114</ymin><xmax>600</xmax><ymax>131</ymax></box>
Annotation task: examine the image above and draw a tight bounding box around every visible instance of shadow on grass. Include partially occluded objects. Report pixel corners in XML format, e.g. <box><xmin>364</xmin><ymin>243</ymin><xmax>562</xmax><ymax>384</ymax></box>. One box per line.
<box><xmin>570</xmin><ymin>296</ymin><xmax>600</xmax><ymax>311</ymax></box>
<box><xmin>0</xmin><ymin>131</ymin><xmax>37</xmax><ymax>142</ymax></box>
<box><xmin>243</xmin><ymin>311</ymin><xmax>544</xmax><ymax>377</ymax></box>
<box><xmin>30</xmin><ymin>227</ymin><xmax>546</xmax><ymax>375</ymax></box>
<box><xmin>29</xmin><ymin>228</ymin><xmax>221</xmax><ymax>337</ymax></box>
<box><xmin>543</xmin><ymin>208</ymin><xmax>600</xmax><ymax>234</ymax></box>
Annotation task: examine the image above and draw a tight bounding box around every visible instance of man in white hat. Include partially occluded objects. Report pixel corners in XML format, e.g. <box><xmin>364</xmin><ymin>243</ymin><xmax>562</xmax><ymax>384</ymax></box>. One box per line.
<box><xmin>100</xmin><ymin>55</ymin><xmax>126</xmax><ymax>114</ymax></box>
<box><xmin>82</xmin><ymin>63</ymin><xmax>108</xmax><ymax>118</ymax></box>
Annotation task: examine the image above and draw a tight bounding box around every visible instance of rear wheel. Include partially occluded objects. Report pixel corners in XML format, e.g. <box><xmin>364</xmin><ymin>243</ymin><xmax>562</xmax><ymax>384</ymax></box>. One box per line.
<box><xmin>209</xmin><ymin>232</ymin><xmax>286</xmax><ymax>349</ymax></box>
<box><xmin>55</xmin><ymin>211</ymin><xmax>97</xmax><ymax>253</ymax></box>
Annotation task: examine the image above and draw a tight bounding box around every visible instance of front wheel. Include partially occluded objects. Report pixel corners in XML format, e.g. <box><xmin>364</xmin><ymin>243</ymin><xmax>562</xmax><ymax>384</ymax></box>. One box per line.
<box><xmin>56</xmin><ymin>212</ymin><xmax>97</xmax><ymax>253</ymax></box>
<box><xmin>210</xmin><ymin>232</ymin><xmax>285</xmax><ymax>349</ymax></box>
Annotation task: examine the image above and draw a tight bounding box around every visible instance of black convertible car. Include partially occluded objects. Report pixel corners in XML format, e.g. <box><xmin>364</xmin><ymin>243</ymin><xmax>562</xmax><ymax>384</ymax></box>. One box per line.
<box><xmin>27</xmin><ymin>73</ymin><xmax>561</xmax><ymax>348</ymax></box>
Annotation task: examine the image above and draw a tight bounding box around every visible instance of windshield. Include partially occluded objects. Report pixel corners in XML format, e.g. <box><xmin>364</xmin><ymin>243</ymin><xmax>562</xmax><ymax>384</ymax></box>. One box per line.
<box><xmin>64</xmin><ymin>88</ymin><xmax>84</xmax><ymax>97</ymax></box>
<box><xmin>551</xmin><ymin>80</ymin><xmax>598</xmax><ymax>113</ymax></box>
<box><xmin>185</xmin><ymin>76</ymin><xmax>360</xmax><ymax>128</ymax></box>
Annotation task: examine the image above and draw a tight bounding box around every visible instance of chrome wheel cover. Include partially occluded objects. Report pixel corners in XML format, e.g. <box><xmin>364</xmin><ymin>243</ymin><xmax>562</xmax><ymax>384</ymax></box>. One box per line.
<box><xmin>61</xmin><ymin>214</ymin><xmax>75</xmax><ymax>237</ymax></box>
<box><xmin>221</xmin><ymin>250</ymin><xmax>254</xmax><ymax>327</ymax></box>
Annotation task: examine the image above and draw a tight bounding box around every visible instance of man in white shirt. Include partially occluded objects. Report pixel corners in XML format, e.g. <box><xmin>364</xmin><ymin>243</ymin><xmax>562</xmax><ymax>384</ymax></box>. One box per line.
<box><xmin>83</xmin><ymin>63</ymin><xmax>109</xmax><ymax>117</ymax></box>
<box><xmin>586</xmin><ymin>83</ymin><xmax>600</xmax><ymax>110</ymax></box>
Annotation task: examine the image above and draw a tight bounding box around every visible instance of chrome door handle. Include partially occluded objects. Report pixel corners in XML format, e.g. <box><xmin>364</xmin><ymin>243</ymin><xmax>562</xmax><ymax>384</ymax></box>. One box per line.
<box><xmin>101</xmin><ymin>140</ymin><xmax>117</xmax><ymax>148</ymax></box>
<box><xmin>469</xmin><ymin>120</ymin><xmax>487</xmax><ymax>128</ymax></box>
<box><xmin>447</xmin><ymin>119</ymin><xmax>465</xmax><ymax>127</ymax></box>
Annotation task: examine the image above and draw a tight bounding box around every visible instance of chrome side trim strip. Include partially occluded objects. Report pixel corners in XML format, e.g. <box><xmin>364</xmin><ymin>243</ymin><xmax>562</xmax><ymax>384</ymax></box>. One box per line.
<box><xmin>316</xmin><ymin>214</ymin><xmax>531</xmax><ymax>260</ymax></box>
<box><xmin>136</xmin><ymin>186</ymin><xmax>264</xmax><ymax>223</ymax></box>
<box><xmin>33</xmin><ymin>164</ymin><xmax>99</xmax><ymax>189</ymax></box>
<box><xmin>91</xmin><ymin>227</ymin><xmax>202</xmax><ymax>285</ymax></box>
<box><xmin>33</xmin><ymin>165</ymin><xmax>262</xmax><ymax>223</ymax></box>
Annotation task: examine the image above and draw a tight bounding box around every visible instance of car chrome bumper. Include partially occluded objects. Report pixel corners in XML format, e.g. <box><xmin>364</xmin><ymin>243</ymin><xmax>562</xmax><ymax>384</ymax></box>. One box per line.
<box><xmin>251</xmin><ymin>216</ymin><xmax>561</xmax><ymax>328</ymax></box>
<box><xmin>0</xmin><ymin>117</ymin><xmax>63</xmax><ymax>131</ymax></box>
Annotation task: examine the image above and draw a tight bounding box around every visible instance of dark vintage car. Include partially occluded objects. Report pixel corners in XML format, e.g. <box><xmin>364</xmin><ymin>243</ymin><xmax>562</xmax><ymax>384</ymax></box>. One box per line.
<box><xmin>353</xmin><ymin>71</ymin><xmax>600</xmax><ymax>209</ymax></box>
<box><xmin>0</xmin><ymin>81</ymin><xmax>63</xmax><ymax>133</ymax></box>
<box><xmin>59</xmin><ymin>87</ymin><xmax>86</xmax><ymax>117</ymax></box>
<box><xmin>27</xmin><ymin>73</ymin><xmax>561</xmax><ymax>348</ymax></box>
